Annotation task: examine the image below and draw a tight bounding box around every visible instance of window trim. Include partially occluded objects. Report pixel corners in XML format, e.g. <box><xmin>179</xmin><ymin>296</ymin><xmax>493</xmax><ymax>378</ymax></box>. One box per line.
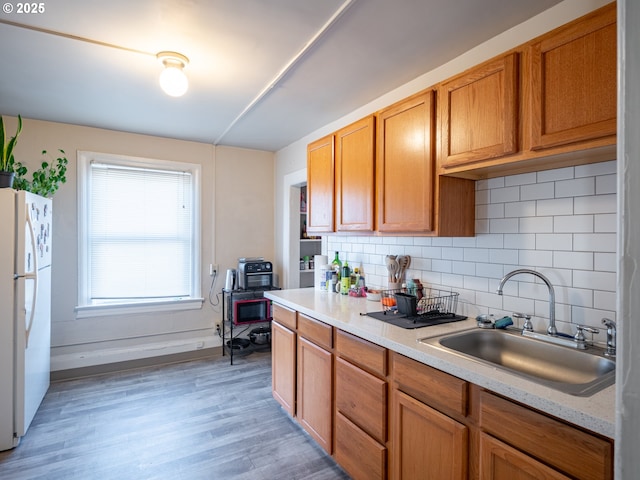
<box><xmin>76</xmin><ymin>151</ymin><xmax>203</xmax><ymax>318</ymax></box>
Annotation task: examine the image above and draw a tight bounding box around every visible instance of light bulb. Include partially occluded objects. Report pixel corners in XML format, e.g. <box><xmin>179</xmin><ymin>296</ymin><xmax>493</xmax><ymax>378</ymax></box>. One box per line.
<box><xmin>159</xmin><ymin>65</ymin><xmax>188</xmax><ymax>97</ymax></box>
<box><xmin>157</xmin><ymin>51</ymin><xmax>189</xmax><ymax>97</ymax></box>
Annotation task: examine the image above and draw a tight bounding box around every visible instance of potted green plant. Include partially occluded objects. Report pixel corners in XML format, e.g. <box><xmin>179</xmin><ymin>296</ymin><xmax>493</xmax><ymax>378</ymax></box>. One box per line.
<box><xmin>0</xmin><ymin>114</ymin><xmax>22</xmax><ymax>188</ymax></box>
<box><xmin>12</xmin><ymin>150</ymin><xmax>68</xmax><ymax>197</ymax></box>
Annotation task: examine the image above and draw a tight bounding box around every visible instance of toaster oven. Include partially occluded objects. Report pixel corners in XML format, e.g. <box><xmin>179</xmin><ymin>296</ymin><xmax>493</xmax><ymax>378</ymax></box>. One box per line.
<box><xmin>237</xmin><ymin>259</ymin><xmax>273</xmax><ymax>290</ymax></box>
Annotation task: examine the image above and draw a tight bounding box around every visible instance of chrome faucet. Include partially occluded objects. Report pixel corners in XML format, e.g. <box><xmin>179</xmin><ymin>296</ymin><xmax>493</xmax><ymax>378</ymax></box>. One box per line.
<box><xmin>497</xmin><ymin>269</ymin><xmax>557</xmax><ymax>336</ymax></box>
<box><xmin>602</xmin><ymin>318</ymin><xmax>616</xmax><ymax>357</ymax></box>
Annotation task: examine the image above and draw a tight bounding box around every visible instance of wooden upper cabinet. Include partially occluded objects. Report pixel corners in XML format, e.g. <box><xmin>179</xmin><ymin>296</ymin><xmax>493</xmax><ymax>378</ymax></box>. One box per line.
<box><xmin>530</xmin><ymin>2</ymin><xmax>616</xmax><ymax>151</ymax></box>
<box><xmin>335</xmin><ymin>116</ymin><xmax>375</xmax><ymax>232</ymax></box>
<box><xmin>439</xmin><ymin>52</ymin><xmax>519</xmax><ymax>169</ymax></box>
<box><xmin>376</xmin><ymin>90</ymin><xmax>435</xmax><ymax>233</ymax></box>
<box><xmin>307</xmin><ymin>134</ymin><xmax>335</xmax><ymax>233</ymax></box>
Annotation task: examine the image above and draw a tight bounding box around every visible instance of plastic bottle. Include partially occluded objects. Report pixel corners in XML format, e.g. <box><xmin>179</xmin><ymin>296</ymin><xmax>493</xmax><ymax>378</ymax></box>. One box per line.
<box><xmin>340</xmin><ymin>261</ymin><xmax>351</xmax><ymax>294</ymax></box>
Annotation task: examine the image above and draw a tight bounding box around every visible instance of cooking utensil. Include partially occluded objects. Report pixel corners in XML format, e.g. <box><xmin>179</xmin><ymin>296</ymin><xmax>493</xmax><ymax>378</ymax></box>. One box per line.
<box><xmin>386</xmin><ymin>255</ymin><xmax>399</xmax><ymax>282</ymax></box>
<box><xmin>397</xmin><ymin>255</ymin><xmax>411</xmax><ymax>281</ymax></box>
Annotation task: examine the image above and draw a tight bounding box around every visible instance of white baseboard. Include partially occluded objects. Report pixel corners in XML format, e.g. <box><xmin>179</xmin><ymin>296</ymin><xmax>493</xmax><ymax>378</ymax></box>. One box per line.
<box><xmin>51</xmin><ymin>335</ymin><xmax>221</xmax><ymax>371</ymax></box>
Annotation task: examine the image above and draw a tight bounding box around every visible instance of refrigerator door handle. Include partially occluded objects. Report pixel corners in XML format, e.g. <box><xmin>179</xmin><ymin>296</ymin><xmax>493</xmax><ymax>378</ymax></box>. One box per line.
<box><xmin>23</xmin><ymin>204</ymin><xmax>39</xmax><ymax>349</ymax></box>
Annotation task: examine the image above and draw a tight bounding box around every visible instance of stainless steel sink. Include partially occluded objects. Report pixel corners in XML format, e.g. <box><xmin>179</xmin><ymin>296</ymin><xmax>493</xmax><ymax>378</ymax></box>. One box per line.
<box><xmin>419</xmin><ymin>328</ymin><xmax>615</xmax><ymax>396</ymax></box>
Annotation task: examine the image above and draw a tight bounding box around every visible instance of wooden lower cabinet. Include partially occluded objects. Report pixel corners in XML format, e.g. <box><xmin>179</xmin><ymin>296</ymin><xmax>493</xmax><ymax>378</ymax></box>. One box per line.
<box><xmin>270</xmin><ymin>306</ymin><xmax>613</xmax><ymax>480</ymax></box>
<box><xmin>479</xmin><ymin>432</ymin><xmax>570</xmax><ymax>480</ymax></box>
<box><xmin>335</xmin><ymin>412</ymin><xmax>387</xmax><ymax>480</ymax></box>
<box><xmin>392</xmin><ymin>389</ymin><xmax>468</xmax><ymax>480</ymax></box>
<box><xmin>297</xmin><ymin>335</ymin><xmax>333</xmax><ymax>453</ymax></box>
<box><xmin>271</xmin><ymin>320</ymin><xmax>296</xmax><ymax>416</ymax></box>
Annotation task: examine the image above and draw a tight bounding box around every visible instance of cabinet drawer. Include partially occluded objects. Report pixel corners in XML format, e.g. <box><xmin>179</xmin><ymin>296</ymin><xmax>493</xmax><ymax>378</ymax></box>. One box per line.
<box><xmin>336</xmin><ymin>357</ymin><xmax>387</xmax><ymax>443</ymax></box>
<box><xmin>336</xmin><ymin>329</ymin><xmax>387</xmax><ymax>377</ymax></box>
<box><xmin>479</xmin><ymin>391</ymin><xmax>612</xmax><ymax>480</ymax></box>
<box><xmin>272</xmin><ymin>303</ymin><xmax>296</xmax><ymax>330</ymax></box>
<box><xmin>391</xmin><ymin>352</ymin><xmax>468</xmax><ymax>418</ymax></box>
<box><xmin>335</xmin><ymin>412</ymin><xmax>387</xmax><ymax>480</ymax></box>
<box><xmin>298</xmin><ymin>313</ymin><xmax>332</xmax><ymax>350</ymax></box>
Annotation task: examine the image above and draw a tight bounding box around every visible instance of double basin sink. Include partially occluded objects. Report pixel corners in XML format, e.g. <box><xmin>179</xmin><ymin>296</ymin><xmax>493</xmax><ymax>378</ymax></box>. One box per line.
<box><xmin>419</xmin><ymin>328</ymin><xmax>615</xmax><ymax>396</ymax></box>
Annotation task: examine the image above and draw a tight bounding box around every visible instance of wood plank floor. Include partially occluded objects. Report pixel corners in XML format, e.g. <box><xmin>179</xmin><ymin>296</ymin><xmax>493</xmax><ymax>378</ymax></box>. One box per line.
<box><xmin>0</xmin><ymin>351</ymin><xmax>351</xmax><ymax>480</ymax></box>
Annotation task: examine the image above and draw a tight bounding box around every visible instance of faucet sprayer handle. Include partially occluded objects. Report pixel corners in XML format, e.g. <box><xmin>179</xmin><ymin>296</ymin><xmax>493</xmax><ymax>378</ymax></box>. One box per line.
<box><xmin>513</xmin><ymin>312</ymin><xmax>533</xmax><ymax>332</ymax></box>
<box><xmin>601</xmin><ymin>318</ymin><xmax>616</xmax><ymax>357</ymax></box>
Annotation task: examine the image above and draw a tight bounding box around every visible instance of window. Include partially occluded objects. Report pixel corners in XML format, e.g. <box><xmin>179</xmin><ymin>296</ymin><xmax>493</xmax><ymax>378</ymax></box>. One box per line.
<box><xmin>76</xmin><ymin>151</ymin><xmax>202</xmax><ymax>317</ymax></box>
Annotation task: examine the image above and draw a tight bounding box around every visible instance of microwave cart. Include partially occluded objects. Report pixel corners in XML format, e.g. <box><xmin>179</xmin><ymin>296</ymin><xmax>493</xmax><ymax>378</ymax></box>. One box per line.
<box><xmin>220</xmin><ymin>286</ymin><xmax>278</xmax><ymax>365</ymax></box>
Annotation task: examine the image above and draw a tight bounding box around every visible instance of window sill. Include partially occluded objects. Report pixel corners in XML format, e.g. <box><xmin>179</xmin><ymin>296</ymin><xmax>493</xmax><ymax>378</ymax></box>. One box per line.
<box><xmin>75</xmin><ymin>298</ymin><xmax>204</xmax><ymax>319</ymax></box>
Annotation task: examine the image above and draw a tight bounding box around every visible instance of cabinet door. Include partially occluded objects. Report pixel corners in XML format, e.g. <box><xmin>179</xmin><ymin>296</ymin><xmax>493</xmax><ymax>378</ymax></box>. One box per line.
<box><xmin>335</xmin><ymin>412</ymin><xmax>387</xmax><ymax>480</ymax></box>
<box><xmin>439</xmin><ymin>53</ymin><xmax>519</xmax><ymax>168</ymax></box>
<box><xmin>479</xmin><ymin>432</ymin><xmax>570</xmax><ymax>480</ymax></box>
<box><xmin>391</xmin><ymin>390</ymin><xmax>468</xmax><ymax>480</ymax></box>
<box><xmin>307</xmin><ymin>134</ymin><xmax>335</xmax><ymax>233</ymax></box>
<box><xmin>530</xmin><ymin>3</ymin><xmax>616</xmax><ymax>150</ymax></box>
<box><xmin>335</xmin><ymin>116</ymin><xmax>375</xmax><ymax>232</ymax></box>
<box><xmin>376</xmin><ymin>90</ymin><xmax>434</xmax><ymax>233</ymax></box>
<box><xmin>297</xmin><ymin>336</ymin><xmax>333</xmax><ymax>453</ymax></box>
<box><xmin>271</xmin><ymin>321</ymin><xmax>296</xmax><ymax>417</ymax></box>
<box><xmin>335</xmin><ymin>357</ymin><xmax>387</xmax><ymax>443</ymax></box>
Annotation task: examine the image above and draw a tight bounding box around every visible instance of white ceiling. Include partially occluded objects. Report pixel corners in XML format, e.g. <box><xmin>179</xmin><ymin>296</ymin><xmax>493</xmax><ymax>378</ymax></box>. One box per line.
<box><xmin>0</xmin><ymin>0</ymin><xmax>563</xmax><ymax>152</ymax></box>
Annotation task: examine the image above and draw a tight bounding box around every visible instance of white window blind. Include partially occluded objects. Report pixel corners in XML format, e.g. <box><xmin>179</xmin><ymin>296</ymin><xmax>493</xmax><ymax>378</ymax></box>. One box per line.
<box><xmin>88</xmin><ymin>161</ymin><xmax>194</xmax><ymax>303</ymax></box>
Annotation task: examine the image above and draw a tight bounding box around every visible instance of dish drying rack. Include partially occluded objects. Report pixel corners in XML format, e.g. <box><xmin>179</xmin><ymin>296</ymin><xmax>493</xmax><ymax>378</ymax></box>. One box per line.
<box><xmin>380</xmin><ymin>287</ymin><xmax>460</xmax><ymax>318</ymax></box>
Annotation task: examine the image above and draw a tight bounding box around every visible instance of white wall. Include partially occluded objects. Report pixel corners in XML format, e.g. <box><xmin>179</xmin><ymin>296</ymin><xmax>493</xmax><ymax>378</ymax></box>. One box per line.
<box><xmin>4</xmin><ymin>117</ymin><xmax>275</xmax><ymax>371</ymax></box>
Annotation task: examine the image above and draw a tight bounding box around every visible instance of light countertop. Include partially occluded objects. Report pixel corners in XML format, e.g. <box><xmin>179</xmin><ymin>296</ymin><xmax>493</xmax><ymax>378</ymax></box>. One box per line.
<box><xmin>264</xmin><ymin>288</ymin><xmax>615</xmax><ymax>439</ymax></box>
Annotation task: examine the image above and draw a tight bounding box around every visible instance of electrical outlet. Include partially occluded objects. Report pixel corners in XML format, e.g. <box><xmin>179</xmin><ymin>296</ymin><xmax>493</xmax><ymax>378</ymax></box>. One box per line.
<box><xmin>209</xmin><ymin>264</ymin><xmax>219</xmax><ymax>276</ymax></box>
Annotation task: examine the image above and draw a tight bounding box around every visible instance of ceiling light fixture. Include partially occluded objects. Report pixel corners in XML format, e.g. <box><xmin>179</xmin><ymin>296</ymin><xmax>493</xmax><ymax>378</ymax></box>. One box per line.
<box><xmin>157</xmin><ymin>51</ymin><xmax>189</xmax><ymax>97</ymax></box>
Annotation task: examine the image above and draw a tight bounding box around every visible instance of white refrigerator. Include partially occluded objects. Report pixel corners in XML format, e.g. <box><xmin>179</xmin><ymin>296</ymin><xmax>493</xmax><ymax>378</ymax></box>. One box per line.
<box><xmin>0</xmin><ymin>189</ymin><xmax>52</xmax><ymax>451</ymax></box>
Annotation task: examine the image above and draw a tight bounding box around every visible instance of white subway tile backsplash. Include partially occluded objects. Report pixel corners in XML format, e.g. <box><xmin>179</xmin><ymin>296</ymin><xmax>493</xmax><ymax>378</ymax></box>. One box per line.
<box><xmin>464</xmin><ymin>248</ymin><xmax>489</xmax><ymax>263</ymax></box>
<box><xmin>442</xmin><ymin>247</ymin><xmax>464</xmax><ymax>261</ymax></box>
<box><xmin>536</xmin><ymin>198</ymin><xmax>574</xmax><ymax>216</ymax></box>
<box><xmin>487</xmin><ymin>177</ymin><xmax>505</xmax><ymax>189</ymax></box>
<box><xmin>536</xmin><ymin>233</ymin><xmax>573</xmax><ymax>251</ymax></box>
<box><xmin>537</xmin><ymin>166</ymin><xmax>575</xmax><ymax>183</ymax></box>
<box><xmin>452</xmin><ymin>261</ymin><xmax>476</xmax><ymax>276</ymax></box>
<box><xmin>475</xmin><ymin>188</ymin><xmax>490</xmax><ymax>205</ymax></box>
<box><xmin>463</xmin><ymin>275</ymin><xmax>489</xmax><ymax>292</ymax></box>
<box><xmin>491</xmin><ymin>186</ymin><xmax>520</xmax><ymax>203</ymax></box>
<box><xmin>505</xmin><ymin>201</ymin><xmax>536</xmax><ymax>218</ymax></box>
<box><xmin>574</xmin><ymin>233</ymin><xmax>617</xmax><ymax>253</ymax></box>
<box><xmin>519</xmin><ymin>216</ymin><xmax>553</xmax><ymax>233</ymax></box>
<box><xmin>490</xmin><ymin>218</ymin><xmax>519</xmax><ymax>233</ymax></box>
<box><xmin>431</xmin><ymin>259</ymin><xmax>452</xmax><ymax>273</ymax></box>
<box><xmin>573</xmin><ymin>270</ymin><xmax>616</xmax><ymax>292</ymax></box>
<box><xmin>476</xmin><ymin>203</ymin><xmax>504</xmax><ymax>219</ymax></box>
<box><xmin>504</xmin><ymin>233</ymin><xmax>536</xmax><ymax>249</ymax></box>
<box><xmin>595</xmin><ymin>213</ymin><xmax>616</xmax><ymax>233</ymax></box>
<box><xmin>574</xmin><ymin>193</ymin><xmax>616</xmax><ymax>215</ymax></box>
<box><xmin>475</xmin><ymin>262</ymin><xmax>506</xmax><ymax>279</ymax></box>
<box><xmin>489</xmin><ymin>248</ymin><xmax>519</xmax><ymax>265</ymax></box>
<box><xmin>432</xmin><ymin>238</ymin><xmax>453</xmax><ymax>247</ymax></box>
<box><xmin>475</xmin><ymin>219</ymin><xmax>489</xmax><ymax>234</ymax></box>
<box><xmin>596</xmin><ymin>174</ymin><xmax>617</xmax><ymax>194</ymax></box>
<box><xmin>518</xmin><ymin>249</ymin><xmax>553</xmax><ymax>267</ymax></box>
<box><xmin>505</xmin><ymin>172</ymin><xmax>537</xmax><ymax>186</ymax></box>
<box><xmin>475</xmin><ymin>234</ymin><xmax>504</xmax><ymax>249</ymax></box>
<box><xmin>322</xmin><ymin>161</ymin><xmax>616</xmax><ymax>330</ymax></box>
<box><xmin>594</xmin><ymin>290</ymin><xmax>616</xmax><ymax>311</ymax></box>
<box><xmin>594</xmin><ymin>252</ymin><xmax>616</xmax><ymax>272</ymax></box>
<box><xmin>520</xmin><ymin>182</ymin><xmax>554</xmax><ymax>201</ymax></box>
<box><xmin>553</xmin><ymin>215</ymin><xmax>593</xmax><ymax>233</ymax></box>
<box><xmin>553</xmin><ymin>251</ymin><xmax>594</xmax><ymax>270</ymax></box>
<box><xmin>555</xmin><ymin>177</ymin><xmax>595</xmax><ymax>198</ymax></box>
<box><xmin>575</xmin><ymin>160</ymin><xmax>616</xmax><ymax>178</ymax></box>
